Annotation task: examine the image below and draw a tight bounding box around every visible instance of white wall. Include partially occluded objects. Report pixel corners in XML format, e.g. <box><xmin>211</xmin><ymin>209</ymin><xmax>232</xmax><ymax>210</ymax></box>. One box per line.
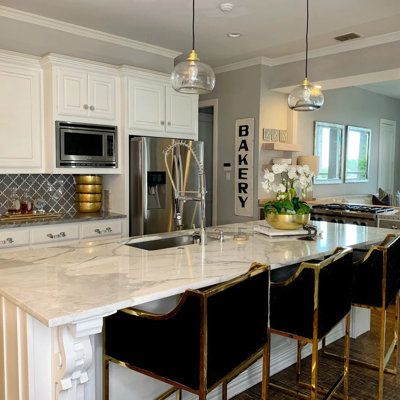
<box><xmin>296</xmin><ymin>86</ymin><xmax>400</xmax><ymax>197</ymax></box>
<box><xmin>201</xmin><ymin>66</ymin><xmax>262</xmax><ymax>224</ymax></box>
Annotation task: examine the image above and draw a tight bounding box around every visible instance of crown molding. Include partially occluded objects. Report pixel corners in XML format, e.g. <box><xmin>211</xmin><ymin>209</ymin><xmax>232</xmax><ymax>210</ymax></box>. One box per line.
<box><xmin>214</xmin><ymin>57</ymin><xmax>272</xmax><ymax>74</ymax></box>
<box><xmin>0</xmin><ymin>5</ymin><xmax>181</xmax><ymax>60</ymax></box>
<box><xmin>0</xmin><ymin>48</ymin><xmax>41</xmax><ymax>68</ymax></box>
<box><xmin>214</xmin><ymin>30</ymin><xmax>400</xmax><ymax>73</ymax></box>
<box><xmin>269</xmin><ymin>30</ymin><xmax>400</xmax><ymax>66</ymax></box>
<box><xmin>273</xmin><ymin>68</ymin><xmax>400</xmax><ymax>94</ymax></box>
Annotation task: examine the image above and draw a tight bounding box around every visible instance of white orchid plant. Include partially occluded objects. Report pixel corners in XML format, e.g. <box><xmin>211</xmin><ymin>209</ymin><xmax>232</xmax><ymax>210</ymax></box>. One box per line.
<box><xmin>262</xmin><ymin>164</ymin><xmax>313</xmax><ymax>216</ymax></box>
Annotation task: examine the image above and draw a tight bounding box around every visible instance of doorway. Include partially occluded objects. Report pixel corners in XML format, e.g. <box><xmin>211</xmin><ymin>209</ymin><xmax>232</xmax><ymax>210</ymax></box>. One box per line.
<box><xmin>378</xmin><ymin>119</ymin><xmax>396</xmax><ymax>194</ymax></box>
<box><xmin>198</xmin><ymin>99</ymin><xmax>218</xmax><ymax>226</ymax></box>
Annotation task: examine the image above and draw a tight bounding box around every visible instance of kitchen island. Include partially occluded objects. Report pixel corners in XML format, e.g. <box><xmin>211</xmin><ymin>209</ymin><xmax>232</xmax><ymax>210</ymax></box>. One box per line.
<box><xmin>0</xmin><ymin>221</ymin><xmax>395</xmax><ymax>400</ymax></box>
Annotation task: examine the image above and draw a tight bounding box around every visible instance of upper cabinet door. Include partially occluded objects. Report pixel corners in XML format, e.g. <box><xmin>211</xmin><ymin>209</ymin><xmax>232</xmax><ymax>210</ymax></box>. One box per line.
<box><xmin>88</xmin><ymin>73</ymin><xmax>116</xmax><ymax>120</ymax></box>
<box><xmin>165</xmin><ymin>87</ymin><xmax>198</xmax><ymax>137</ymax></box>
<box><xmin>57</xmin><ymin>68</ymin><xmax>88</xmax><ymax>117</ymax></box>
<box><xmin>128</xmin><ymin>78</ymin><xmax>165</xmax><ymax>132</ymax></box>
<box><xmin>0</xmin><ymin>65</ymin><xmax>42</xmax><ymax>170</ymax></box>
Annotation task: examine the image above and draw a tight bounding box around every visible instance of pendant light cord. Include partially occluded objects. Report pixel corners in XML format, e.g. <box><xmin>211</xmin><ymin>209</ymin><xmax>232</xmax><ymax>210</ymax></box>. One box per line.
<box><xmin>305</xmin><ymin>0</ymin><xmax>309</xmax><ymax>79</ymax></box>
<box><xmin>192</xmin><ymin>0</ymin><xmax>195</xmax><ymax>50</ymax></box>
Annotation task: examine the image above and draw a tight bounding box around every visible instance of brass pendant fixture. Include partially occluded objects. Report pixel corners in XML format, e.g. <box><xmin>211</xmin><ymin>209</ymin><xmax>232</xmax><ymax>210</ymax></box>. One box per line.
<box><xmin>171</xmin><ymin>0</ymin><xmax>215</xmax><ymax>94</ymax></box>
<box><xmin>288</xmin><ymin>0</ymin><xmax>324</xmax><ymax>111</ymax></box>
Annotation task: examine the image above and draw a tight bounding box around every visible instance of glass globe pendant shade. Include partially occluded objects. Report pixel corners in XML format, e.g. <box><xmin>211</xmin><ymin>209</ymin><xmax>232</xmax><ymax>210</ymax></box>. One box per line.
<box><xmin>171</xmin><ymin>50</ymin><xmax>215</xmax><ymax>94</ymax></box>
<box><xmin>288</xmin><ymin>78</ymin><xmax>324</xmax><ymax>111</ymax></box>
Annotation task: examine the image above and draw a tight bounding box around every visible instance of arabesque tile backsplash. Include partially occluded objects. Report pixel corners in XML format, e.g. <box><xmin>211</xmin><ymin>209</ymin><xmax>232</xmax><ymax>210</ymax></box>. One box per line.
<box><xmin>0</xmin><ymin>174</ymin><xmax>76</xmax><ymax>214</ymax></box>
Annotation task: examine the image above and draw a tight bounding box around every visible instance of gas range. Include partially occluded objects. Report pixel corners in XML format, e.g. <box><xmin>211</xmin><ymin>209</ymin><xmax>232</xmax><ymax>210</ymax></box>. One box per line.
<box><xmin>311</xmin><ymin>203</ymin><xmax>396</xmax><ymax>226</ymax></box>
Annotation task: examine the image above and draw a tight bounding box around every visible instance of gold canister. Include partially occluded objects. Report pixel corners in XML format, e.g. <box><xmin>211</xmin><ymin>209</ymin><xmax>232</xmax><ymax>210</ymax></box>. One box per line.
<box><xmin>76</xmin><ymin>184</ymin><xmax>103</xmax><ymax>194</ymax></box>
<box><xmin>76</xmin><ymin>193</ymin><xmax>102</xmax><ymax>202</ymax></box>
<box><xmin>75</xmin><ymin>175</ymin><xmax>103</xmax><ymax>213</ymax></box>
<box><xmin>75</xmin><ymin>175</ymin><xmax>103</xmax><ymax>185</ymax></box>
<box><xmin>76</xmin><ymin>202</ymin><xmax>102</xmax><ymax>213</ymax></box>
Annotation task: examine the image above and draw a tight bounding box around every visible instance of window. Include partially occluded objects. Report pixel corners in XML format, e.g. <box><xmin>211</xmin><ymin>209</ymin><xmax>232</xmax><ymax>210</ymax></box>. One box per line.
<box><xmin>314</xmin><ymin>122</ymin><xmax>345</xmax><ymax>184</ymax></box>
<box><xmin>344</xmin><ymin>126</ymin><xmax>370</xmax><ymax>182</ymax></box>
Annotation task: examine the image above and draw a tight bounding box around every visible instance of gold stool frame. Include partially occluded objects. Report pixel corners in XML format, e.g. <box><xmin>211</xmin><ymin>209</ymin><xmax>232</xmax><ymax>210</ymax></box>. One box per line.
<box><xmin>322</xmin><ymin>235</ymin><xmax>400</xmax><ymax>400</ymax></box>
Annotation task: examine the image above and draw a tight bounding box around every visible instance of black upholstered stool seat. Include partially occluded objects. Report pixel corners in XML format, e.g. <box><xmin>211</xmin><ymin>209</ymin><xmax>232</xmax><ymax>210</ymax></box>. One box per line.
<box><xmin>322</xmin><ymin>233</ymin><xmax>400</xmax><ymax>400</ymax></box>
<box><xmin>267</xmin><ymin>247</ymin><xmax>353</xmax><ymax>400</ymax></box>
<box><xmin>103</xmin><ymin>263</ymin><xmax>270</xmax><ymax>400</ymax></box>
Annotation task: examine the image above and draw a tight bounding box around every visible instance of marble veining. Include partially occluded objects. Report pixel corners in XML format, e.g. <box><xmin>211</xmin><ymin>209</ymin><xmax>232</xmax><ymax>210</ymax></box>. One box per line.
<box><xmin>0</xmin><ymin>221</ymin><xmax>395</xmax><ymax>328</ymax></box>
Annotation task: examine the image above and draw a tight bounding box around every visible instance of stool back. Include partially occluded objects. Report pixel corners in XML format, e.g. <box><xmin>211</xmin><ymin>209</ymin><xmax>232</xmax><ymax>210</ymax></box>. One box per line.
<box><xmin>204</xmin><ymin>263</ymin><xmax>270</xmax><ymax>389</ymax></box>
<box><xmin>105</xmin><ymin>263</ymin><xmax>269</xmax><ymax>394</ymax></box>
<box><xmin>317</xmin><ymin>248</ymin><xmax>353</xmax><ymax>338</ymax></box>
<box><xmin>270</xmin><ymin>247</ymin><xmax>352</xmax><ymax>340</ymax></box>
<box><xmin>353</xmin><ymin>234</ymin><xmax>400</xmax><ymax>308</ymax></box>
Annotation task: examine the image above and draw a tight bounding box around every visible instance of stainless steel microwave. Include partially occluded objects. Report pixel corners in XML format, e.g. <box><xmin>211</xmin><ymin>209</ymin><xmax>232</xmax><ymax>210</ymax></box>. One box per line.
<box><xmin>56</xmin><ymin>121</ymin><xmax>117</xmax><ymax>168</ymax></box>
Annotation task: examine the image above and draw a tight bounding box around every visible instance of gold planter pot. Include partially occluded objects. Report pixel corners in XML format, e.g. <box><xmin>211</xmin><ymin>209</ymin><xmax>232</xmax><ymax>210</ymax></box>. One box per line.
<box><xmin>266</xmin><ymin>213</ymin><xmax>310</xmax><ymax>230</ymax></box>
<box><xmin>75</xmin><ymin>175</ymin><xmax>103</xmax><ymax>185</ymax></box>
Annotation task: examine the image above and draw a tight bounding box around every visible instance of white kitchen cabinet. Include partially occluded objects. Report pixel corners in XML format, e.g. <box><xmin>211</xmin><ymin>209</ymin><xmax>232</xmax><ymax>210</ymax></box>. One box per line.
<box><xmin>128</xmin><ymin>78</ymin><xmax>165</xmax><ymax>132</ymax></box>
<box><xmin>57</xmin><ymin>68</ymin><xmax>88</xmax><ymax>117</ymax></box>
<box><xmin>0</xmin><ymin>57</ymin><xmax>43</xmax><ymax>172</ymax></box>
<box><xmin>125</xmin><ymin>72</ymin><xmax>198</xmax><ymax>140</ymax></box>
<box><xmin>57</xmin><ymin>68</ymin><xmax>116</xmax><ymax>121</ymax></box>
<box><xmin>80</xmin><ymin>219</ymin><xmax>122</xmax><ymax>239</ymax></box>
<box><xmin>165</xmin><ymin>87</ymin><xmax>198</xmax><ymax>135</ymax></box>
<box><xmin>31</xmin><ymin>224</ymin><xmax>80</xmax><ymax>245</ymax></box>
<box><xmin>0</xmin><ymin>229</ymin><xmax>30</xmax><ymax>249</ymax></box>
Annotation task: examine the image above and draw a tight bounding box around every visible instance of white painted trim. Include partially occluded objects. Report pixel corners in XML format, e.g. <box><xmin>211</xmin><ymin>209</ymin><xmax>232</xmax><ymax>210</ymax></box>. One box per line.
<box><xmin>0</xmin><ymin>5</ymin><xmax>181</xmax><ymax>59</ymax></box>
<box><xmin>214</xmin><ymin>30</ymin><xmax>400</xmax><ymax>74</ymax></box>
<box><xmin>273</xmin><ymin>68</ymin><xmax>400</xmax><ymax>94</ymax></box>
<box><xmin>214</xmin><ymin>57</ymin><xmax>271</xmax><ymax>74</ymax></box>
<box><xmin>378</xmin><ymin>119</ymin><xmax>397</xmax><ymax>194</ymax></box>
<box><xmin>199</xmin><ymin>99</ymin><xmax>219</xmax><ymax>226</ymax></box>
<box><xmin>270</xmin><ymin>30</ymin><xmax>400</xmax><ymax>67</ymax></box>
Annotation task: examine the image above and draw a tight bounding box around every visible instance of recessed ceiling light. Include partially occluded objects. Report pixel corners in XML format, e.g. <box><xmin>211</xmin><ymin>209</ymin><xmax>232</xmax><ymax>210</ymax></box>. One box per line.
<box><xmin>227</xmin><ymin>32</ymin><xmax>242</xmax><ymax>38</ymax></box>
<box><xmin>219</xmin><ymin>2</ymin><xmax>234</xmax><ymax>13</ymax></box>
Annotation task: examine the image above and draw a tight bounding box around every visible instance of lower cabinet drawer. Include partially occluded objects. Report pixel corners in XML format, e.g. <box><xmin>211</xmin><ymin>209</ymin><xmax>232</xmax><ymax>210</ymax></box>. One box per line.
<box><xmin>81</xmin><ymin>220</ymin><xmax>122</xmax><ymax>239</ymax></box>
<box><xmin>31</xmin><ymin>224</ymin><xmax>79</xmax><ymax>244</ymax></box>
<box><xmin>379</xmin><ymin>219</ymin><xmax>400</xmax><ymax>229</ymax></box>
<box><xmin>379</xmin><ymin>219</ymin><xmax>400</xmax><ymax>230</ymax></box>
<box><xmin>0</xmin><ymin>229</ymin><xmax>29</xmax><ymax>248</ymax></box>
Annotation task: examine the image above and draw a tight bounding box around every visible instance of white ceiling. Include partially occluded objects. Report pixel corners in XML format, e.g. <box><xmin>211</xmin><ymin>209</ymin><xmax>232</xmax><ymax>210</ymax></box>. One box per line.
<box><xmin>0</xmin><ymin>0</ymin><xmax>399</xmax><ymax>66</ymax></box>
<box><xmin>358</xmin><ymin>80</ymin><xmax>400</xmax><ymax>100</ymax></box>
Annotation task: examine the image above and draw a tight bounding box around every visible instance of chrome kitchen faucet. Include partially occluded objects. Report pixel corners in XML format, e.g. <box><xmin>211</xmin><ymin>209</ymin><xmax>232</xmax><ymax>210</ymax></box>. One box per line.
<box><xmin>163</xmin><ymin>141</ymin><xmax>207</xmax><ymax>245</ymax></box>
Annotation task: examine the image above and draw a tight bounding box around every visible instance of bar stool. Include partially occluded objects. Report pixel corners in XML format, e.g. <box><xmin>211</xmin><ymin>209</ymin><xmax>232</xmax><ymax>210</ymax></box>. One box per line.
<box><xmin>103</xmin><ymin>263</ymin><xmax>270</xmax><ymax>400</ymax></box>
<box><xmin>266</xmin><ymin>247</ymin><xmax>353</xmax><ymax>400</ymax></box>
<box><xmin>322</xmin><ymin>234</ymin><xmax>400</xmax><ymax>400</ymax></box>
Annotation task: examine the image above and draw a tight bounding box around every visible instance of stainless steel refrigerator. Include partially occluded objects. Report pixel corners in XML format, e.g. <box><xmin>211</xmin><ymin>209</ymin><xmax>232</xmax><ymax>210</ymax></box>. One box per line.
<box><xmin>129</xmin><ymin>136</ymin><xmax>204</xmax><ymax>236</ymax></box>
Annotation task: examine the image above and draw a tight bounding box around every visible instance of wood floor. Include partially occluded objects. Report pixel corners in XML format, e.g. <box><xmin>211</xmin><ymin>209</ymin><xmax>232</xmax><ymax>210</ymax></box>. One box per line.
<box><xmin>233</xmin><ymin>307</ymin><xmax>400</xmax><ymax>399</ymax></box>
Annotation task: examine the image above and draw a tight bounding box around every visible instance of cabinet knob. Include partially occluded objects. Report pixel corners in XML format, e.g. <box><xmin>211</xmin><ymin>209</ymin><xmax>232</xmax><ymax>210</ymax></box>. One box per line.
<box><xmin>167</xmin><ymin>122</ymin><xmax>171</xmax><ymax>126</ymax></box>
<box><xmin>83</xmin><ymin>104</ymin><xmax>89</xmax><ymax>110</ymax></box>
<box><xmin>47</xmin><ymin>232</ymin><xmax>66</xmax><ymax>239</ymax></box>
<box><xmin>94</xmin><ymin>227</ymin><xmax>112</xmax><ymax>234</ymax></box>
<box><xmin>0</xmin><ymin>237</ymin><xmax>14</xmax><ymax>245</ymax></box>
<box><xmin>90</xmin><ymin>105</ymin><xmax>95</xmax><ymax>111</ymax></box>
<box><xmin>160</xmin><ymin>121</ymin><xmax>165</xmax><ymax>126</ymax></box>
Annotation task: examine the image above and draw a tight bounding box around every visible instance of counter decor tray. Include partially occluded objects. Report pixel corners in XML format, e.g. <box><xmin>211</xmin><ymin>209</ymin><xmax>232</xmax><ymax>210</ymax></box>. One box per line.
<box><xmin>0</xmin><ymin>212</ymin><xmax>63</xmax><ymax>222</ymax></box>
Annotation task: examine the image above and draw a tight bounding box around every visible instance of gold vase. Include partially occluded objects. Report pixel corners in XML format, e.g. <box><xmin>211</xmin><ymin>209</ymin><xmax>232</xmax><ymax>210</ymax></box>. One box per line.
<box><xmin>266</xmin><ymin>213</ymin><xmax>310</xmax><ymax>230</ymax></box>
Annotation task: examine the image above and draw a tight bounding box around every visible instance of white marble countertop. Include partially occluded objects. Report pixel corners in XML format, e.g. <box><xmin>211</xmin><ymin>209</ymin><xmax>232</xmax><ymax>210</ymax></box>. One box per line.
<box><xmin>0</xmin><ymin>221</ymin><xmax>394</xmax><ymax>328</ymax></box>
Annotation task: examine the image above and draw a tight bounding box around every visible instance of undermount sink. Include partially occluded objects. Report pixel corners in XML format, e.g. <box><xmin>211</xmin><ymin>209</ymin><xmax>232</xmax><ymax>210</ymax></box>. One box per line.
<box><xmin>126</xmin><ymin>235</ymin><xmax>196</xmax><ymax>251</ymax></box>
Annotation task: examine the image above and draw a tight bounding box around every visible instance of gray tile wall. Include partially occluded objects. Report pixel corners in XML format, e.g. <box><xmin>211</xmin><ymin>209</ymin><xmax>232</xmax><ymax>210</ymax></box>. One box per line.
<box><xmin>0</xmin><ymin>174</ymin><xmax>76</xmax><ymax>214</ymax></box>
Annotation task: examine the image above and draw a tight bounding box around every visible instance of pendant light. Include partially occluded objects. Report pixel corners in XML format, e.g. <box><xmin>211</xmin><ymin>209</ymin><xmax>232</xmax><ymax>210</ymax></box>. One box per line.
<box><xmin>288</xmin><ymin>0</ymin><xmax>324</xmax><ymax>111</ymax></box>
<box><xmin>171</xmin><ymin>0</ymin><xmax>215</xmax><ymax>94</ymax></box>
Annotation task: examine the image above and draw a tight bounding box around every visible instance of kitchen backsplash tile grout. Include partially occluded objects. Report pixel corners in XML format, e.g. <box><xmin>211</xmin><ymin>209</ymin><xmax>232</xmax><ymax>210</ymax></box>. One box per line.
<box><xmin>0</xmin><ymin>174</ymin><xmax>76</xmax><ymax>214</ymax></box>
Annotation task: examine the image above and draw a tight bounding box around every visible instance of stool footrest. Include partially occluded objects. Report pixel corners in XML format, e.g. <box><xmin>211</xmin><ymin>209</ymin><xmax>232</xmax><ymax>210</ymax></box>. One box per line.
<box><xmin>322</xmin><ymin>335</ymin><xmax>398</xmax><ymax>376</ymax></box>
<box><xmin>270</xmin><ymin>377</ymin><xmax>351</xmax><ymax>400</ymax></box>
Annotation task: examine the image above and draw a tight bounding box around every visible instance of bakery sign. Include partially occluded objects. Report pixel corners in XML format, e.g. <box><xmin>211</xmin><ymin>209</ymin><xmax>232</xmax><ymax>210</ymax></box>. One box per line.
<box><xmin>234</xmin><ymin>118</ymin><xmax>254</xmax><ymax>217</ymax></box>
